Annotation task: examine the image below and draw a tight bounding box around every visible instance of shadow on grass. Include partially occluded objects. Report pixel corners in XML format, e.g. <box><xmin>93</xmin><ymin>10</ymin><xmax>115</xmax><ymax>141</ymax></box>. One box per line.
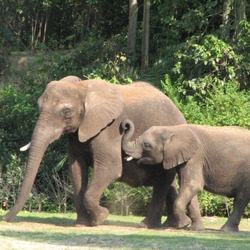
<box><xmin>1</xmin><ymin>214</ymin><xmax>141</xmax><ymax>228</ymax></box>
<box><xmin>104</xmin><ymin>218</ymin><xmax>141</xmax><ymax>228</ymax></box>
<box><xmin>1</xmin><ymin>213</ymin><xmax>249</xmax><ymax>249</ymax></box>
<box><xmin>1</xmin><ymin>228</ymin><xmax>250</xmax><ymax>250</ymax></box>
<box><xmin>2</xmin><ymin>215</ymin><xmax>76</xmax><ymax>227</ymax></box>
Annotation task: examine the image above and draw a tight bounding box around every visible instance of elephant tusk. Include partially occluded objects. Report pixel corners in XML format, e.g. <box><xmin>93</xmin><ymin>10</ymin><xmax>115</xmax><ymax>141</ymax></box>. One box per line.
<box><xmin>20</xmin><ymin>142</ymin><xmax>31</xmax><ymax>151</ymax></box>
<box><xmin>126</xmin><ymin>156</ymin><xmax>134</xmax><ymax>161</ymax></box>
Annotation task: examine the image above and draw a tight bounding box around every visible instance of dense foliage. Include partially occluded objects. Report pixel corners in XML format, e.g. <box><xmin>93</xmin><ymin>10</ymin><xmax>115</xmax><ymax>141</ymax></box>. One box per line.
<box><xmin>0</xmin><ymin>0</ymin><xmax>250</xmax><ymax>218</ymax></box>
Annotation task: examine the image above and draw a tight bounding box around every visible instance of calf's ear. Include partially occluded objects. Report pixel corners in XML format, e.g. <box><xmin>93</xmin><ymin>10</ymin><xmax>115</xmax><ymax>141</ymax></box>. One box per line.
<box><xmin>163</xmin><ymin>125</ymin><xmax>200</xmax><ymax>169</ymax></box>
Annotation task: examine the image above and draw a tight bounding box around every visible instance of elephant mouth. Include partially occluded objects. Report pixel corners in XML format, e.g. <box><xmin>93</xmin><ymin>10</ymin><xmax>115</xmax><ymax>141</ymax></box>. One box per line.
<box><xmin>125</xmin><ymin>155</ymin><xmax>156</xmax><ymax>166</ymax></box>
<box><xmin>138</xmin><ymin>157</ymin><xmax>156</xmax><ymax>165</ymax></box>
<box><xmin>124</xmin><ymin>153</ymin><xmax>142</xmax><ymax>162</ymax></box>
<box><xmin>124</xmin><ymin>154</ymin><xmax>155</xmax><ymax>165</ymax></box>
<box><xmin>64</xmin><ymin>125</ymin><xmax>77</xmax><ymax>134</ymax></box>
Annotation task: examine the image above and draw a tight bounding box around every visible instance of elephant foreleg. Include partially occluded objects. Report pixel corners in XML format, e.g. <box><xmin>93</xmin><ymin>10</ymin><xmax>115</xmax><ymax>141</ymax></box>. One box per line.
<box><xmin>83</xmin><ymin>137</ymin><xmax>123</xmax><ymax>226</ymax></box>
<box><xmin>84</xmin><ymin>159</ymin><xmax>122</xmax><ymax>226</ymax></box>
<box><xmin>70</xmin><ymin>159</ymin><xmax>91</xmax><ymax>226</ymax></box>
<box><xmin>68</xmin><ymin>135</ymin><xmax>91</xmax><ymax>226</ymax></box>
<box><xmin>173</xmin><ymin>164</ymin><xmax>203</xmax><ymax>229</ymax></box>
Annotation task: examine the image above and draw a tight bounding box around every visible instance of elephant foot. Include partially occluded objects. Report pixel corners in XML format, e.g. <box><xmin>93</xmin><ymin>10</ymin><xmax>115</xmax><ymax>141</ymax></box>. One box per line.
<box><xmin>74</xmin><ymin>218</ymin><xmax>91</xmax><ymax>227</ymax></box>
<box><xmin>162</xmin><ymin>215</ymin><xmax>179</xmax><ymax>229</ymax></box>
<box><xmin>89</xmin><ymin>206</ymin><xmax>109</xmax><ymax>226</ymax></box>
<box><xmin>221</xmin><ymin>223</ymin><xmax>239</xmax><ymax>232</ymax></box>
<box><xmin>177</xmin><ymin>220</ymin><xmax>191</xmax><ymax>229</ymax></box>
<box><xmin>188</xmin><ymin>221</ymin><xmax>205</xmax><ymax>231</ymax></box>
<box><xmin>139</xmin><ymin>217</ymin><xmax>161</xmax><ymax>229</ymax></box>
<box><xmin>175</xmin><ymin>215</ymin><xmax>191</xmax><ymax>229</ymax></box>
<box><xmin>163</xmin><ymin>215</ymin><xmax>191</xmax><ymax>230</ymax></box>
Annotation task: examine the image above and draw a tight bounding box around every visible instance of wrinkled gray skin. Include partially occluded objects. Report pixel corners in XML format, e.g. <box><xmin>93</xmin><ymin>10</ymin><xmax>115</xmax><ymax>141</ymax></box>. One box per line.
<box><xmin>2</xmin><ymin>76</ymin><xmax>200</xmax><ymax>229</ymax></box>
<box><xmin>121</xmin><ymin>119</ymin><xmax>250</xmax><ymax>232</ymax></box>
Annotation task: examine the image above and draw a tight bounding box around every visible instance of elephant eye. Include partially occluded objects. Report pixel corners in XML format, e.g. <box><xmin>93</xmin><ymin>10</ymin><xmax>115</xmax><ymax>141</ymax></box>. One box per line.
<box><xmin>63</xmin><ymin>108</ymin><xmax>72</xmax><ymax>118</ymax></box>
<box><xmin>143</xmin><ymin>142</ymin><xmax>151</xmax><ymax>151</ymax></box>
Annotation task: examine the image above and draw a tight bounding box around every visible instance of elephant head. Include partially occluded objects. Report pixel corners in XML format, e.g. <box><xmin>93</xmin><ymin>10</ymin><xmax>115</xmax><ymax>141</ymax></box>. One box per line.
<box><xmin>121</xmin><ymin>119</ymin><xmax>166</xmax><ymax>165</ymax></box>
<box><xmin>121</xmin><ymin>119</ymin><xmax>200</xmax><ymax>169</ymax></box>
<box><xmin>3</xmin><ymin>76</ymin><xmax>124</xmax><ymax>222</ymax></box>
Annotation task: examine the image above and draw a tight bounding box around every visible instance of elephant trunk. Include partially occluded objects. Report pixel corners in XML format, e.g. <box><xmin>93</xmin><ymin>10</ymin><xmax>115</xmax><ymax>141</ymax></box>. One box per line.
<box><xmin>3</xmin><ymin>120</ymin><xmax>62</xmax><ymax>222</ymax></box>
<box><xmin>121</xmin><ymin>119</ymin><xmax>142</xmax><ymax>159</ymax></box>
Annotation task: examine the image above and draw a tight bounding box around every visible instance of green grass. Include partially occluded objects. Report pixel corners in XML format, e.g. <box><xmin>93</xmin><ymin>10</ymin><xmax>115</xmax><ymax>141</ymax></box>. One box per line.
<box><xmin>0</xmin><ymin>211</ymin><xmax>249</xmax><ymax>250</ymax></box>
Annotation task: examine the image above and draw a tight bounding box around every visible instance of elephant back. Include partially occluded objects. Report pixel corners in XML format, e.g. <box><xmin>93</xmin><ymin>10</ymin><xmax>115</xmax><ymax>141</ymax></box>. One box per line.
<box><xmin>119</xmin><ymin>82</ymin><xmax>186</xmax><ymax>138</ymax></box>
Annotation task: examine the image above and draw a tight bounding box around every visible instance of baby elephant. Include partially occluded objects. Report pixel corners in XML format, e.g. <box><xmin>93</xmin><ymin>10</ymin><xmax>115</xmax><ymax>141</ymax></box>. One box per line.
<box><xmin>121</xmin><ymin>119</ymin><xmax>250</xmax><ymax>232</ymax></box>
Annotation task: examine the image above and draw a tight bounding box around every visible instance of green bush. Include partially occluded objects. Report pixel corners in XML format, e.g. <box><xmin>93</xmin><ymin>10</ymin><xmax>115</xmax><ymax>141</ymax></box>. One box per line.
<box><xmin>161</xmin><ymin>74</ymin><xmax>250</xmax><ymax>128</ymax></box>
<box><xmin>172</xmin><ymin>35</ymin><xmax>239</xmax><ymax>96</ymax></box>
<box><xmin>0</xmin><ymin>85</ymin><xmax>36</xmax><ymax>209</ymax></box>
<box><xmin>199</xmin><ymin>191</ymin><xmax>234</xmax><ymax>218</ymax></box>
<box><xmin>104</xmin><ymin>182</ymin><xmax>152</xmax><ymax>216</ymax></box>
<box><xmin>155</xmin><ymin>22</ymin><xmax>250</xmax><ymax>97</ymax></box>
<box><xmin>0</xmin><ymin>85</ymin><xmax>36</xmax><ymax>161</ymax></box>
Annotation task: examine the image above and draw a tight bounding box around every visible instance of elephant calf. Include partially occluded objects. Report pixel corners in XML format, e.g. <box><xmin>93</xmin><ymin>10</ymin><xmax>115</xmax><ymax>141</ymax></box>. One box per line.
<box><xmin>121</xmin><ymin>119</ymin><xmax>250</xmax><ymax>232</ymax></box>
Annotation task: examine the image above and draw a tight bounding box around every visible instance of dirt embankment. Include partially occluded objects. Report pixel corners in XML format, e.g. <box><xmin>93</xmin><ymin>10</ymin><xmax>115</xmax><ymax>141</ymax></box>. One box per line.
<box><xmin>0</xmin><ymin>53</ymin><xmax>38</xmax><ymax>86</ymax></box>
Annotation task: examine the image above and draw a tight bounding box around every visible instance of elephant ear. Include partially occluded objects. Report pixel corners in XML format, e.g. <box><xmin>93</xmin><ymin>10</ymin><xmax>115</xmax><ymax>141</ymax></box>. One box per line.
<box><xmin>163</xmin><ymin>125</ymin><xmax>200</xmax><ymax>170</ymax></box>
<box><xmin>78</xmin><ymin>80</ymin><xmax>124</xmax><ymax>142</ymax></box>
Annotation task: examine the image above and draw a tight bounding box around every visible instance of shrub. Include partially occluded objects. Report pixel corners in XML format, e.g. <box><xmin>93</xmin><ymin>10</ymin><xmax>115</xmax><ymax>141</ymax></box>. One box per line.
<box><xmin>172</xmin><ymin>35</ymin><xmax>239</xmax><ymax>96</ymax></box>
<box><xmin>0</xmin><ymin>85</ymin><xmax>36</xmax><ymax>209</ymax></box>
<box><xmin>104</xmin><ymin>182</ymin><xmax>152</xmax><ymax>216</ymax></box>
<box><xmin>161</xmin><ymin>74</ymin><xmax>250</xmax><ymax>128</ymax></box>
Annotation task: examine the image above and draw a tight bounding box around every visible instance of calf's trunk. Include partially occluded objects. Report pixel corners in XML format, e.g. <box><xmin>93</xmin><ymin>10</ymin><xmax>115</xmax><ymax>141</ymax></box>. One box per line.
<box><xmin>121</xmin><ymin>119</ymin><xmax>141</xmax><ymax>159</ymax></box>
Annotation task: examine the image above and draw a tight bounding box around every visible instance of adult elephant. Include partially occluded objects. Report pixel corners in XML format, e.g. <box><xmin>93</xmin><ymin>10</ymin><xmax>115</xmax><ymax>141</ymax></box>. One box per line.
<box><xmin>121</xmin><ymin>119</ymin><xmax>250</xmax><ymax>232</ymax></box>
<box><xmin>3</xmin><ymin>76</ymin><xmax>202</xmax><ymax>229</ymax></box>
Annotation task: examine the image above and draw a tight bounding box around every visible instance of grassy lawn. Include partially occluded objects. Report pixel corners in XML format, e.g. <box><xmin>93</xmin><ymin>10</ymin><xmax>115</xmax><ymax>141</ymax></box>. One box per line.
<box><xmin>0</xmin><ymin>211</ymin><xmax>249</xmax><ymax>250</ymax></box>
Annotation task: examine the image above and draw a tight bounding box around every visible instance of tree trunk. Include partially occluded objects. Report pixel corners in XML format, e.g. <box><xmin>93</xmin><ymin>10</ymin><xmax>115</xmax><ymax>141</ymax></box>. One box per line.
<box><xmin>128</xmin><ymin>0</ymin><xmax>138</xmax><ymax>57</ymax></box>
<box><xmin>31</xmin><ymin>19</ymin><xmax>38</xmax><ymax>49</ymax></box>
<box><xmin>36</xmin><ymin>13</ymin><xmax>44</xmax><ymax>46</ymax></box>
<box><xmin>221</xmin><ymin>0</ymin><xmax>233</xmax><ymax>40</ymax></box>
<box><xmin>234</xmin><ymin>0</ymin><xmax>246</xmax><ymax>39</ymax></box>
<box><xmin>43</xmin><ymin>9</ymin><xmax>51</xmax><ymax>44</ymax></box>
<box><xmin>141</xmin><ymin>0</ymin><xmax>150</xmax><ymax>70</ymax></box>
<box><xmin>31</xmin><ymin>2</ymin><xmax>41</xmax><ymax>50</ymax></box>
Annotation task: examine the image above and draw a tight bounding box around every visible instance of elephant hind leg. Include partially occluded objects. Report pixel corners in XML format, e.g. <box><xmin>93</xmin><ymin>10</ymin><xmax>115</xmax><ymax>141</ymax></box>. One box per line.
<box><xmin>162</xmin><ymin>184</ymin><xmax>178</xmax><ymax>228</ymax></box>
<box><xmin>221</xmin><ymin>194</ymin><xmax>249</xmax><ymax>232</ymax></box>
<box><xmin>145</xmin><ymin>169</ymin><xmax>177</xmax><ymax>229</ymax></box>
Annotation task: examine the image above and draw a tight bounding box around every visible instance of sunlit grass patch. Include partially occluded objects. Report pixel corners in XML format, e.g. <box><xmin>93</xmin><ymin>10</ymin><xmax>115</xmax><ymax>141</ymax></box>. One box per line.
<box><xmin>0</xmin><ymin>211</ymin><xmax>249</xmax><ymax>250</ymax></box>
